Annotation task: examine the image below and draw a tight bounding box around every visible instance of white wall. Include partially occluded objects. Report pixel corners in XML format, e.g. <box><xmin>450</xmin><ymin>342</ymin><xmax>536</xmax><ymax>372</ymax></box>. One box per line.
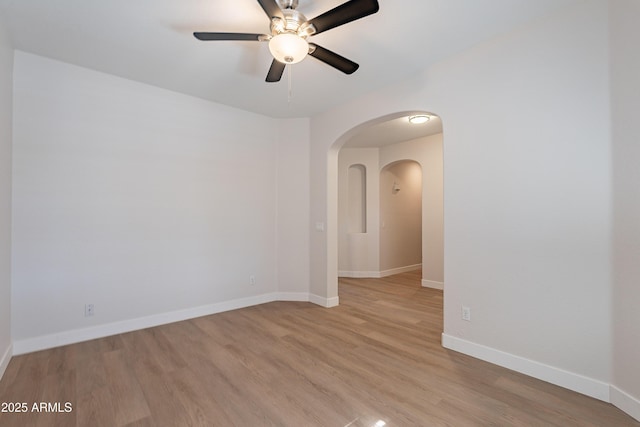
<box><xmin>311</xmin><ymin>0</ymin><xmax>612</xmax><ymax>400</ymax></box>
<box><xmin>11</xmin><ymin>52</ymin><xmax>284</xmax><ymax>351</ymax></box>
<box><xmin>0</xmin><ymin>17</ymin><xmax>13</xmax><ymax>378</ymax></box>
<box><xmin>338</xmin><ymin>148</ymin><xmax>379</xmax><ymax>276</ymax></box>
<box><xmin>610</xmin><ymin>0</ymin><xmax>640</xmax><ymax>420</ymax></box>
<box><xmin>276</xmin><ymin>118</ymin><xmax>311</xmax><ymax>298</ymax></box>
<box><xmin>380</xmin><ymin>135</ymin><xmax>444</xmax><ymax>285</ymax></box>
<box><xmin>379</xmin><ymin>160</ymin><xmax>422</xmax><ymax>271</ymax></box>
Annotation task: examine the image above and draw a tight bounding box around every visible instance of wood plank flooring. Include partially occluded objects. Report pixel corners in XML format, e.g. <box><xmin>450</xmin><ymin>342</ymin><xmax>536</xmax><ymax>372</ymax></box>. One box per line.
<box><xmin>1</xmin><ymin>271</ymin><xmax>638</xmax><ymax>426</ymax></box>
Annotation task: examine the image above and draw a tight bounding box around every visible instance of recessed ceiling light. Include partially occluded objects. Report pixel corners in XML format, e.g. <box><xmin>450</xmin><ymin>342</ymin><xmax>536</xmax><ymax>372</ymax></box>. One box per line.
<box><xmin>408</xmin><ymin>114</ymin><xmax>431</xmax><ymax>124</ymax></box>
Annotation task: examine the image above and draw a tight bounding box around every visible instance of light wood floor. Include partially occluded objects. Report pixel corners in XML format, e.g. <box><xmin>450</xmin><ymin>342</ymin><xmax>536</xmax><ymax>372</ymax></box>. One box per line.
<box><xmin>1</xmin><ymin>271</ymin><xmax>638</xmax><ymax>426</ymax></box>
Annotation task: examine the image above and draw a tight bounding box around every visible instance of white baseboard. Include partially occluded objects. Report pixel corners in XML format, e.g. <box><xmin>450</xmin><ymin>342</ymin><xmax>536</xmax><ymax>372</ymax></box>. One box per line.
<box><xmin>339</xmin><ymin>264</ymin><xmax>422</xmax><ymax>279</ymax></box>
<box><xmin>12</xmin><ymin>292</ymin><xmax>311</xmax><ymax>355</ymax></box>
<box><xmin>380</xmin><ymin>264</ymin><xmax>422</xmax><ymax>277</ymax></box>
<box><xmin>276</xmin><ymin>292</ymin><xmax>312</xmax><ymax>302</ymax></box>
<box><xmin>309</xmin><ymin>294</ymin><xmax>339</xmax><ymax>308</ymax></box>
<box><xmin>277</xmin><ymin>292</ymin><xmax>340</xmax><ymax>309</ymax></box>
<box><xmin>338</xmin><ymin>270</ymin><xmax>381</xmax><ymax>278</ymax></box>
<box><xmin>422</xmin><ymin>279</ymin><xmax>444</xmax><ymax>290</ymax></box>
<box><xmin>611</xmin><ymin>385</ymin><xmax>640</xmax><ymax>422</ymax></box>
<box><xmin>441</xmin><ymin>333</ymin><xmax>610</xmax><ymax>402</ymax></box>
<box><xmin>0</xmin><ymin>343</ymin><xmax>12</xmax><ymax>381</ymax></box>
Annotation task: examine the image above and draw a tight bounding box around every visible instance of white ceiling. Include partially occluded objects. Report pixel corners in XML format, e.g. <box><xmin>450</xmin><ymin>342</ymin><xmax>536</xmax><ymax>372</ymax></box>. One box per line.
<box><xmin>343</xmin><ymin>114</ymin><xmax>443</xmax><ymax>148</ymax></box>
<box><xmin>0</xmin><ymin>0</ymin><xmax>582</xmax><ymax>144</ymax></box>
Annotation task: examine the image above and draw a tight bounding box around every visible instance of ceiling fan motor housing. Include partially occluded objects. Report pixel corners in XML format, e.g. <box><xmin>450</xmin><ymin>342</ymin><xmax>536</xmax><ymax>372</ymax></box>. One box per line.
<box><xmin>270</xmin><ymin>8</ymin><xmax>314</xmax><ymax>38</ymax></box>
<box><xmin>277</xmin><ymin>0</ymin><xmax>299</xmax><ymax>9</ymax></box>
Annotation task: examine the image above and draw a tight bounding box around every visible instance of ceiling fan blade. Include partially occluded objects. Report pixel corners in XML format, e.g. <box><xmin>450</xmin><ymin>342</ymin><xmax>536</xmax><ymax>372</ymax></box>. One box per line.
<box><xmin>308</xmin><ymin>44</ymin><xmax>359</xmax><ymax>74</ymax></box>
<box><xmin>257</xmin><ymin>0</ymin><xmax>284</xmax><ymax>20</ymax></box>
<box><xmin>266</xmin><ymin>59</ymin><xmax>286</xmax><ymax>82</ymax></box>
<box><xmin>193</xmin><ymin>32</ymin><xmax>266</xmax><ymax>41</ymax></box>
<box><xmin>307</xmin><ymin>0</ymin><xmax>379</xmax><ymax>35</ymax></box>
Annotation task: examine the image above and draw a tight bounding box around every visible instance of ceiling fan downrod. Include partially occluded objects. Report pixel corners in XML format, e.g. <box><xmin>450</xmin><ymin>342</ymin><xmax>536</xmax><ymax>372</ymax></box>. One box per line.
<box><xmin>278</xmin><ymin>0</ymin><xmax>299</xmax><ymax>10</ymax></box>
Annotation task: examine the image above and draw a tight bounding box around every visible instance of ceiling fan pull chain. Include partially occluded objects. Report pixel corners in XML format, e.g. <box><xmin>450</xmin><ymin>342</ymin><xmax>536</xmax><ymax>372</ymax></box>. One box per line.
<box><xmin>288</xmin><ymin>64</ymin><xmax>293</xmax><ymax>104</ymax></box>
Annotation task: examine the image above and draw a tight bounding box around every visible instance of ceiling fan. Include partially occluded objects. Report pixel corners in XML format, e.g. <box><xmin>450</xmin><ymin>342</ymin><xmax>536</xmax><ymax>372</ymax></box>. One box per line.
<box><xmin>194</xmin><ymin>0</ymin><xmax>380</xmax><ymax>82</ymax></box>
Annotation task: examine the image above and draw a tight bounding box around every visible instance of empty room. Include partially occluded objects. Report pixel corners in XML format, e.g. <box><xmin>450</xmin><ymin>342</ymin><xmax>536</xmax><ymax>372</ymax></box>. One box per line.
<box><xmin>0</xmin><ymin>0</ymin><xmax>639</xmax><ymax>425</ymax></box>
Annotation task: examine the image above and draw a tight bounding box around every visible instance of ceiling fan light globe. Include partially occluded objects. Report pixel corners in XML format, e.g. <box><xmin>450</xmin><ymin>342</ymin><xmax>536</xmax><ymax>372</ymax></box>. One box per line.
<box><xmin>269</xmin><ymin>33</ymin><xmax>308</xmax><ymax>64</ymax></box>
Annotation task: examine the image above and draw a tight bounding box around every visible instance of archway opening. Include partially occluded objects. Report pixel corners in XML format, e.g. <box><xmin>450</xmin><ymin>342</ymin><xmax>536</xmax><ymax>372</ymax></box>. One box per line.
<box><xmin>334</xmin><ymin>111</ymin><xmax>444</xmax><ymax>291</ymax></box>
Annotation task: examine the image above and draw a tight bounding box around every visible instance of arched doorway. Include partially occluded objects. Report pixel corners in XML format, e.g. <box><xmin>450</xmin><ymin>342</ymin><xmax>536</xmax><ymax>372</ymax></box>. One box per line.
<box><xmin>334</xmin><ymin>111</ymin><xmax>444</xmax><ymax>292</ymax></box>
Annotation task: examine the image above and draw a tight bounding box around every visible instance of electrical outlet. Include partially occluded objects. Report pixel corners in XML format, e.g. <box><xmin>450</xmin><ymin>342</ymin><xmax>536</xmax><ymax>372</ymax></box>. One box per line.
<box><xmin>462</xmin><ymin>306</ymin><xmax>471</xmax><ymax>322</ymax></box>
<box><xmin>85</xmin><ymin>304</ymin><xmax>95</xmax><ymax>317</ymax></box>
<box><xmin>249</xmin><ymin>275</ymin><xmax>256</xmax><ymax>285</ymax></box>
